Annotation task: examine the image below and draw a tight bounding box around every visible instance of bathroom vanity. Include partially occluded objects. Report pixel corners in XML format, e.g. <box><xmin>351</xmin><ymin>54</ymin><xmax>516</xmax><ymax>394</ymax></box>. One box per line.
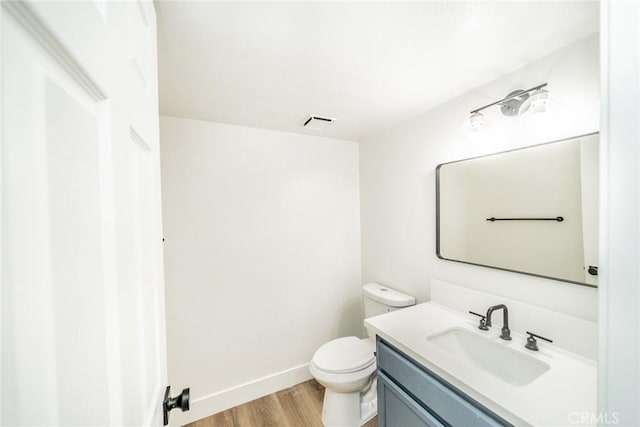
<box><xmin>366</xmin><ymin>300</ymin><xmax>597</xmax><ymax>426</ymax></box>
<box><xmin>377</xmin><ymin>338</ymin><xmax>509</xmax><ymax>426</ymax></box>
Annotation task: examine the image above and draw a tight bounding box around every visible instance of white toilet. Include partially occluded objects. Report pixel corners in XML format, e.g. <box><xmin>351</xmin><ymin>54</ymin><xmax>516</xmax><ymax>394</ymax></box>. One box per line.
<box><xmin>309</xmin><ymin>283</ymin><xmax>415</xmax><ymax>426</ymax></box>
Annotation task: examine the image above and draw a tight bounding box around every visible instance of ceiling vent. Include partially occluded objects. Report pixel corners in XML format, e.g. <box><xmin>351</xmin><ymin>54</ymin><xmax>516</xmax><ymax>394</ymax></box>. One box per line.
<box><xmin>303</xmin><ymin>115</ymin><xmax>335</xmax><ymax>131</ymax></box>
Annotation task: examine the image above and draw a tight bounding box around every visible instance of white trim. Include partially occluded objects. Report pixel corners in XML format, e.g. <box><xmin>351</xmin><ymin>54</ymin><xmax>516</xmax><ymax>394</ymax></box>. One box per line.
<box><xmin>98</xmin><ymin>103</ymin><xmax>124</xmax><ymax>426</ymax></box>
<box><xmin>597</xmin><ymin>0</ymin><xmax>610</xmax><ymax>417</ymax></box>
<box><xmin>170</xmin><ymin>363</ymin><xmax>313</xmax><ymax>426</ymax></box>
<box><xmin>0</xmin><ymin>3</ymin><xmax>4</xmax><ymax>423</ymax></box>
<box><xmin>598</xmin><ymin>0</ymin><xmax>640</xmax><ymax>424</ymax></box>
<box><xmin>1</xmin><ymin>1</ymin><xmax>106</xmax><ymax>102</ymax></box>
<box><xmin>131</xmin><ymin>126</ymin><xmax>151</xmax><ymax>153</ymax></box>
<box><xmin>132</xmin><ymin>58</ymin><xmax>148</xmax><ymax>87</ymax></box>
<box><xmin>135</xmin><ymin>0</ymin><xmax>150</xmax><ymax>28</ymax></box>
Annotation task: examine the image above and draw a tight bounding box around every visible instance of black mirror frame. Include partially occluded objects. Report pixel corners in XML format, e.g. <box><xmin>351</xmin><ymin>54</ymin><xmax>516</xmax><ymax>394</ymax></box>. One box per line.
<box><xmin>435</xmin><ymin>131</ymin><xmax>599</xmax><ymax>288</ymax></box>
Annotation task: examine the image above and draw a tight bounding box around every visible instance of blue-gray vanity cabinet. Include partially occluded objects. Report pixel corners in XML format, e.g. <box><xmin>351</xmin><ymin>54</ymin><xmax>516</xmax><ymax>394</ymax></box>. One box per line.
<box><xmin>378</xmin><ymin>371</ymin><xmax>445</xmax><ymax>427</ymax></box>
<box><xmin>376</xmin><ymin>338</ymin><xmax>511</xmax><ymax>427</ymax></box>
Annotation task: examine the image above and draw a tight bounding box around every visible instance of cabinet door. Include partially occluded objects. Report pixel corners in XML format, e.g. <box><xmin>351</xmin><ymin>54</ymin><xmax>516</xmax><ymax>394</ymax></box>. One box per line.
<box><xmin>378</xmin><ymin>340</ymin><xmax>509</xmax><ymax>427</ymax></box>
<box><xmin>378</xmin><ymin>372</ymin><xmax>445</xmax><ymax>427</ymax></box>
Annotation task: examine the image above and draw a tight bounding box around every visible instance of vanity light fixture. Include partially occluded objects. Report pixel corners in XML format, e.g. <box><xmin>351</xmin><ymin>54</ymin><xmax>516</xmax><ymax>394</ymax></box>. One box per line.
<box><xmin>469</xmin><ymin>112</ymin><xmax>486</xmax><ymax>131</ymax></box>
<box><xmin>468</xmin><ymin>82</ymin><xmax>549</xmax><ymax>128</ymax></box>
<box><xmin>529</xmin><ymin>87</ymin><xmax>550</xmax><ymax>113</ymax></box>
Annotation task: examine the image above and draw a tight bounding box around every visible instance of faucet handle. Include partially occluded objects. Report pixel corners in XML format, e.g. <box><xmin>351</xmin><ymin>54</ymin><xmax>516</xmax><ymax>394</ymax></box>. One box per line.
<box><xmin>469</xmin><ymin>311</ymin><xmax>490</xmax><ymax>331</ymax></box>
<box><xmin>525</xmin><ymin>331</ymin><xmax>553</xmax><ymax>351</ymax></box>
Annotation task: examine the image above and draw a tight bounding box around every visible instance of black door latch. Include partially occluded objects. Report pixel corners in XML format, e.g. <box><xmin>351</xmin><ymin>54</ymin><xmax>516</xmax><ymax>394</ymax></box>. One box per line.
<box><xmin>163</xmin><ymin>386</ymin><xmax>190</xmax><ymax>425</ymax></box>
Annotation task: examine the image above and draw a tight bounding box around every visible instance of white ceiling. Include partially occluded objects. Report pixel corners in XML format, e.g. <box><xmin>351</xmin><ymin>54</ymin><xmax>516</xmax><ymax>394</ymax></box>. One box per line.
<box><xmin>157</xmin><ymin>1</ymin><xmax>598</xmax><ymax>141</ymax></box>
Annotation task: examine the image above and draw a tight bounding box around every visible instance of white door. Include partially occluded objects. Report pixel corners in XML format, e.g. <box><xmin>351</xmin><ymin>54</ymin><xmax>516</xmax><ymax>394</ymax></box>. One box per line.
<box><xmin>1</xmin><ymin>1</ymin><xmax>168</xmax><ymax>425</ymax></box>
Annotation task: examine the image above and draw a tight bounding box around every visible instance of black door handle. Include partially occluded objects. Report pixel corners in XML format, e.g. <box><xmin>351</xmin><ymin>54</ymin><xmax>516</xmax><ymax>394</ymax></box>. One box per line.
<box><xmin>163</xmin><ymin>386</ymin><xmax>190</xmax><ymax>425</ymax></box>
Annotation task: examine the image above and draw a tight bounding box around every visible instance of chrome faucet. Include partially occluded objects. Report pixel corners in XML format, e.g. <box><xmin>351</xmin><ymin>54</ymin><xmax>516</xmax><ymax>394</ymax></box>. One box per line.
<box><xmin>485</xmin><ymin>304</ymin><xmax>512</xmax><ymax>341</ymax></box>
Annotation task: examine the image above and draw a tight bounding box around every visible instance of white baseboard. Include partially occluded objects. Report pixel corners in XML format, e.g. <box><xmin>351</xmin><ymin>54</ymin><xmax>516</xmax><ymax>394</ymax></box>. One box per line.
<box><xmin>170</xmin><ymin>363</ymin><xmax>313</xmax><ymax>426</ymax></box>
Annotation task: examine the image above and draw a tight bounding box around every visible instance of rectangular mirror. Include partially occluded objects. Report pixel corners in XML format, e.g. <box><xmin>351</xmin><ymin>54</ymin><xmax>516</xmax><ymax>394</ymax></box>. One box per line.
<box><xmin>436</xmin><ymin>133</ymin><xmax>599</xmax><ymax>287</ymax></box>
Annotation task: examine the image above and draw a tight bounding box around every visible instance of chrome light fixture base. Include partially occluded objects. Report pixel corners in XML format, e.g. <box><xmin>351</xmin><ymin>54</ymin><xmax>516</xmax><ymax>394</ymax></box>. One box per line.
<box><xmin>499</xmin><ymin>90</ymin><xmax>531</xmax><ymax>116</ymax></box>
<box><xmin>468</xmin><ymin>83</ymin><xmax>548</xmax><ymax>129</ymax></box>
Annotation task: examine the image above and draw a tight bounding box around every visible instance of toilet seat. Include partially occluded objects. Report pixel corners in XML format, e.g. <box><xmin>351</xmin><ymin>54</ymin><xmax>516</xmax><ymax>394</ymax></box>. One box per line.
<box><xmin>309</xmin><ymin>284</ymin><xmax>415</xmax><ymax>426</ymax></box>
<box><xmin>312</xmin><ymin>336</ymin><xmax>375</xmax><ymax>374</ymax></box>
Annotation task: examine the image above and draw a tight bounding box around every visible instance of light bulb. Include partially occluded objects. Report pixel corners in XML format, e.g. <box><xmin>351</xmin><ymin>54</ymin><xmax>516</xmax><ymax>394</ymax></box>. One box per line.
<box><xmin>469</xmin><ymin>112</ymin><xmax>485</xmax><ymax>131</ymax></box>
<box><xmin>530</xmin><ymin>88</ymin><xmax>549</xmax><ymax>113</ymax></box>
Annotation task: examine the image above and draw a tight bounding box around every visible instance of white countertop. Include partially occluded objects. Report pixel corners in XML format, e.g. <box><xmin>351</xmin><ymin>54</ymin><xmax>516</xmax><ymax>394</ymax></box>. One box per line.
<box><xmin>365</xmin><ymin>302</ymin><xmax>597</xmax><ymax>426</ymax></box>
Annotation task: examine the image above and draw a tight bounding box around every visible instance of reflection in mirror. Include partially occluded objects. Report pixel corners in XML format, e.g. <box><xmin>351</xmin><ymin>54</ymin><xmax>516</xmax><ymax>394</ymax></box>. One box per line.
<box><xmin>436</xmin><ymin>133</ymin><xmax>599</xmax><ymax>287</ymax></box>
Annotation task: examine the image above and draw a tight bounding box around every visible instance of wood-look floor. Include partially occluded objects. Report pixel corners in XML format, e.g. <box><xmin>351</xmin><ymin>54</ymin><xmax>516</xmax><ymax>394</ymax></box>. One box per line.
<box><xmin>186</xmin><ymin>380</ymin><xmax>378</xmax><ymax>427</ymax></box>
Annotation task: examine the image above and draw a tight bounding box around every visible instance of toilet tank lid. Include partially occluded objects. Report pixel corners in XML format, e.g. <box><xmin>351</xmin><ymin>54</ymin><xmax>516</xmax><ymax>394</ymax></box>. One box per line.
<box><xmin>362</xmin><ymin>283</ymin><xmax>415</xmax><ymax>307</ymax></box>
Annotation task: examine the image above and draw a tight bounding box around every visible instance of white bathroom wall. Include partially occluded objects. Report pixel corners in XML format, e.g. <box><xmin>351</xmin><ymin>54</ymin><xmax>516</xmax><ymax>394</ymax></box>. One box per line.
<box><xmin>360</xmin><ymin>34</ymin><xmax>599</xmax><ymax>321</ymax></box>
<box><xmin>159</xmin><ymin>116</ymin><xmax>361</xmax><ymax>424</ymax></box>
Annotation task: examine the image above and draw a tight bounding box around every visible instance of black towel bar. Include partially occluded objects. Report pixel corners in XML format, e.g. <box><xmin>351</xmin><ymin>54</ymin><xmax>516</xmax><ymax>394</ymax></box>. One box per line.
<box><xmin>486</xmin><ymin>216</ymin><xmax>564</xmax><ymax>222</ymax></box>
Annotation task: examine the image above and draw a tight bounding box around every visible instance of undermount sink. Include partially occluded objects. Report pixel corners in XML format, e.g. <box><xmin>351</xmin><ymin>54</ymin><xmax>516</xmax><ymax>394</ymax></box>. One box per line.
<box><xmin>427</xmin><ymin>327</ymin><xmax>550</xmax><ymax>386</ymax></box>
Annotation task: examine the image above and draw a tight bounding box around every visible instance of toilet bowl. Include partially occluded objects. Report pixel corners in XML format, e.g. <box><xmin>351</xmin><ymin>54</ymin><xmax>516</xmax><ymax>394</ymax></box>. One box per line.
<box><xmin>310</xmin><ymin>337</ymin><xmax>377</xmax><ymax>426</ymax></box>
<box><xmin>310</xmin><ymin>337</ymin><xmax>376</xmax><ymax>392</ymax></box>
<box><xmin>309</xmin><ymin>283</ymin><xmax>415</xmax><ymax>426</ymax></box>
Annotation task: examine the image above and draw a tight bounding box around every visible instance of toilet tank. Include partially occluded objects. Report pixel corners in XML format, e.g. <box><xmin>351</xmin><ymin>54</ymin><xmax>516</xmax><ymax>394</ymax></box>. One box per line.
<box><xmin>362</xmin><ymin>282</ymin><xmax>415</xmax><ymax>318</ymax></box>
